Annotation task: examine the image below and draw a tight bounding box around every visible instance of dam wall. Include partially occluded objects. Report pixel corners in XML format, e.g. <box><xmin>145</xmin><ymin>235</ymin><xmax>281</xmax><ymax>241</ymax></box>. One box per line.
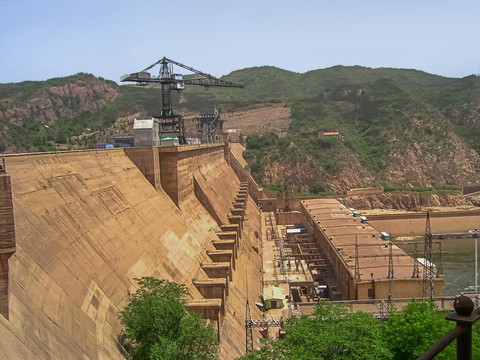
<box><xmin>0</xmin><ymin>172</ymin><xmax>15</xmax><ymax>319</ymax></box>
<box><xmin>367</xmin><ymin>210</ymin><xmax>480</xmax><ymax>237</ymax></box>
<box><xmin>124</xmin><ymin>147</ymin><xmax>161</xmax><ymax>190</ymax></box>
<box><xmin>228</xmin><ymin>149</ymin><xmax>264</xmax><ymax>202</ymax></box>
<box><xmin>0</xmin><ymin>146</ymin><xmax>263</xmax><ymax>360</ymax></box>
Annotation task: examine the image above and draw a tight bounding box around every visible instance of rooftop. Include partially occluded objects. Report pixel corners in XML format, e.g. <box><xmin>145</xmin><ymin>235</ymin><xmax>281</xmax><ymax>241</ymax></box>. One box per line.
<box><xmin>302</xmin><ymin>199</ymin><xmax>418</xmax><ymax>282</ymax></box>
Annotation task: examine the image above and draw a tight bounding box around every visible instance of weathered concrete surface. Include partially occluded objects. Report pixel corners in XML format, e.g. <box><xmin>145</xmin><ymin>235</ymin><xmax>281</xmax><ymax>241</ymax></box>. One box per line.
<box><xmin>0</xmin><ymin>174</ymin><xmax>15</xmax><ymax>253</ymax></box>
<box><xmin>124</xmin><ymin>147</ymin><xmax>161</xmax><ymax>190</ymax></box>
<box><xmin>0</xmin><ymin>147</ymin><xmax>263</xmax><ymax>359</ymax></box>
<box><xmin>189</xmin><ymin>146</ymin><xmax>241</xmax><ymax>224</ymax></box>
<box><xmin>218</xmin><ymin>196</ymin><xmax>263</xmax><ymax>359</ymax></box>
<box><xmin>0</xmin><ymin>173</ymin><xmax>15</xmax><ymax>318</ymax></box>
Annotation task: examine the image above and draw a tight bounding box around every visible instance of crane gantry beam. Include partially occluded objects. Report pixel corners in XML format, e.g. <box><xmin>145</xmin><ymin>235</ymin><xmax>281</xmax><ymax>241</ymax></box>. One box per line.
<box><xmin>121</xmin><ymin>57</ymin><xmax>244</xmax><ymax>144</ymax></box>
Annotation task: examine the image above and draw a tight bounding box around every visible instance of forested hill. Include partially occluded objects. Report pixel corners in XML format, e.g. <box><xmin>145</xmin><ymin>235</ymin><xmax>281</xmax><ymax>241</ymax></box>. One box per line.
<box><xmin>1</xmin><ymin>66</ymin><xmax>480</xmax><ymax>194</ymax></box>
<box><xmin>183</xmin><ymin>65</ymin><xmax>456</xmax><ymax>108</ymax></box>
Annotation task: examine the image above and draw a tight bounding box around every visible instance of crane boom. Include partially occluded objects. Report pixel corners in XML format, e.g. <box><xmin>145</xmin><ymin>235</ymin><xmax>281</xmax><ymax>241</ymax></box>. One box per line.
<box><xmin>121</xmin><ymin>57</ymin><xmax>244</xmax><ymax>144</ymax></box>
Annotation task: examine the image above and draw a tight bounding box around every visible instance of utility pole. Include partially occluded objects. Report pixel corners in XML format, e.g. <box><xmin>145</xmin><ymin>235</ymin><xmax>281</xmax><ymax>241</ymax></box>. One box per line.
<box><xmin>388</xmin><ymin>240</ymin><xmax>394</xmax><ymax>279</ymax></box>
<box><xmin>412</xmin><ymin>240</ymin><xmax>420</xmax><ymax>278</ymax></box>
<box><xmin>245</xmin><ymin>271</ymin><xmax>253</xmax><ymax>353</ymax></box>
<box><xmin>470</xmin><ymin>229</ymin><xmax>479</xmax><ymax>292</ymax></box>
<box><xmin>437</xmin><ymin>241</ymin><xmax>443</xmax><ymax>277</ymax></box>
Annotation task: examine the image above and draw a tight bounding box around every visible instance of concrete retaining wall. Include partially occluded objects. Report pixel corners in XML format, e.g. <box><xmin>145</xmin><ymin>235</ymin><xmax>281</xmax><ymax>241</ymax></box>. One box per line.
<box><xmin>124</xmin><ymin>147</ymin><xmax>161</xmax><ymax>190</ymax></box>
<box><xmin>228</xmin><ymin>149</ymin><xmax>264</xmax><ymax>202</ymax></box>
<box><xmin>0</xmin><ymin>148</ymin><xmax>263</xmax><ymax>360</ymax></box>
<box><xmin>0</xmin><ymin>174</ymin><xmax>15</xmax><ymax>319</ymax></box>
<box><xmin>367</xmin><ymin>210</ymin><xmax>480</xmax><ymax>236</ymax></box>
<box><xmin>277</xmin><ymin>211</ymin><xmax>302</xmax><ymax>225</ymax></box>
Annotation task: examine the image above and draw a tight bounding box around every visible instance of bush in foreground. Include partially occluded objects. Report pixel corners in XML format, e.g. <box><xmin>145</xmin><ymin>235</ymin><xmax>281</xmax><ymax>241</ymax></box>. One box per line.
<box><xmin>118</xmin><ymin>277</ymin><xmax>218</xmax><ymax>360</ymax></box>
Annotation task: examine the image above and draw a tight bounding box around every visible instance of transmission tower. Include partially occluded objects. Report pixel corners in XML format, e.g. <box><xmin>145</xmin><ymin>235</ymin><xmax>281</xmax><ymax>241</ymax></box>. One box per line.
<box><xmin>422</xmin><ymin>211</ymin><xmax>434</xmax><ymax>300</ymax></box>
<box><xmin>354</xmin><ymin>235</ymin><xmax>361</xmax><ymax>280</ymax></box>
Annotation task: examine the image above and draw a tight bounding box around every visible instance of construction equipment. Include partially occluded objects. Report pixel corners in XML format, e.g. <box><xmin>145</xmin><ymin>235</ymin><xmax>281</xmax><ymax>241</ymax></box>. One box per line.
<box><xmin>121</xmin><ymin>57</ymin><xmax>244</xmax><ymax>144</ymax></box>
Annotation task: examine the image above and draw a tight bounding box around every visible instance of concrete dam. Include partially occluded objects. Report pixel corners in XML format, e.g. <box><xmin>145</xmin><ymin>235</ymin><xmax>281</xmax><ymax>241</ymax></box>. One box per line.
<box><xmin>2</xmin><ymin>140</ymin><xmax>477</xmax><ymax>359</ymax></box>
<box><xmin>0</xmin><ymin>143</ymin><xmax>264</xmax><ymax>359</ymax></box>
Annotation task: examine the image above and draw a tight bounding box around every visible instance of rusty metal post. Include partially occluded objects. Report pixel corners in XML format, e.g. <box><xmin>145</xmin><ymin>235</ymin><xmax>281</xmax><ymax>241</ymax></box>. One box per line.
<box><xmin>457</xmin><ymin>323</ymin><xmax>472</xmax><ymax>360</ymax></box>
<box><xmin>445</xmin><ymin>295</ymin><xmax>480</xmax><ymax>360</ymax></box>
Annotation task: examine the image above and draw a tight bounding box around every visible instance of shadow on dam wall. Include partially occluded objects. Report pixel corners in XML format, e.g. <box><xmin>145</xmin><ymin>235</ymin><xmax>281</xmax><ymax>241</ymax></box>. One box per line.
<box><xmin>0</xmin><ymin>145</ymin><xmax>263</xmax><ymax>360</ymax></box>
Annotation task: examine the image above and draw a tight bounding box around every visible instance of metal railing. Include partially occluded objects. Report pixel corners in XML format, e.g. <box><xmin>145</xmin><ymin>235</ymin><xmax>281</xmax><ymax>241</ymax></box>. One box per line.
<box><xmin>418</xmin><ymin>295</ymin><xmax>480</xmax><ymax>360</ymax></box>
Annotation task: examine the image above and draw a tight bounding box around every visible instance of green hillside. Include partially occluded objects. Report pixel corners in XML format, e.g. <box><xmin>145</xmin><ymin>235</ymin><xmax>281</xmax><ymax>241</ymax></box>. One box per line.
<box><xmin>231</xmin><ymin>72</ymin><xmax>480</xmax><ymax>194</ymax></box>
<box><xmin>182</xmin><ymin>65</ymin><xmax>455</xmax><ymax>109</ymax></box>
<box><xmin>1</xmin><ymin>66</ymin><xmax>479</xmax><ymax>194</ymax></box>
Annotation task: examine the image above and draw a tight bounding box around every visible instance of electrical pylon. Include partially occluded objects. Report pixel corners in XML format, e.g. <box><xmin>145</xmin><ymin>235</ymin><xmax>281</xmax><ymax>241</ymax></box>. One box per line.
<box><xmin>354</xmin><ymin>235</ymin><xmax>361</xmax><ymax>280</ymax></box>
<box><xmin>422</xmin><ymin>211</ymin><xmax>434</xmax><ymax>300</ymax></box>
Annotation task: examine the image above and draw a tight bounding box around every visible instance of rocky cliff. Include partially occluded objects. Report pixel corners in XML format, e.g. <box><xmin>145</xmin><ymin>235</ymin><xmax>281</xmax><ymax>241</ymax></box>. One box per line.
<box><xmin>0</xmin><ymin>74</ymin><xmax>118</xmax><ymax>126</ymax></box>
<box><xmin>340</xmin><ymin>192</ymin><xmax>466</xmax><ymax>211</ymax></box>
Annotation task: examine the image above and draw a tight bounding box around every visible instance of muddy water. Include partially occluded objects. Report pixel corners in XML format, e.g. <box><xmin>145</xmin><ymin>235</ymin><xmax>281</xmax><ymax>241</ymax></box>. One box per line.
<box><xmin>399</xmin><ymin>238</ymin><xmax>477</xmax><ymax>296</ymax></box>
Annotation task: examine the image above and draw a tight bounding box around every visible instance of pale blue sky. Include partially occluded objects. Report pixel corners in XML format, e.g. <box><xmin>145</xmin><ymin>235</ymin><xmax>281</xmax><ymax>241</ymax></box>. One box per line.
<box><xmin>0</xmin><ymin>0</ymin><xmax>479</xmax><ymax>84</ymax></box>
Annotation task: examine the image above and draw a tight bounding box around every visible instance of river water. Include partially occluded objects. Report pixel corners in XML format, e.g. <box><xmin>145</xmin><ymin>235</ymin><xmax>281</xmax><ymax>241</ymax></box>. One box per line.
<box><xmin>399</xmin><ymin>238</ymin><xmax>477</xmax><ymax>296</ymax></box>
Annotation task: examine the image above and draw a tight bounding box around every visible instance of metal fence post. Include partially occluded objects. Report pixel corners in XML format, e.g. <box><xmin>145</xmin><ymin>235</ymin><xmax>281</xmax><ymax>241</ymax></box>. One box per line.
<box><xmin>418</xmin><ymin>295</ymin><xmax>480</xmax><ymax>360</ymax></box>
<box><xmin>445</xmin><ymin>295</ymin><xmax>480</xmax><ymax>360</ymax></box>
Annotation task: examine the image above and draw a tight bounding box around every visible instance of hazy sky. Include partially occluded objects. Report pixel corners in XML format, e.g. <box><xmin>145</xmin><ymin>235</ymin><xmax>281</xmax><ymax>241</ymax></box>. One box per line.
<box><xmin>1</xmin><ymin>0</ymin><xmax>479</xmax><ymax>84</ymax></box>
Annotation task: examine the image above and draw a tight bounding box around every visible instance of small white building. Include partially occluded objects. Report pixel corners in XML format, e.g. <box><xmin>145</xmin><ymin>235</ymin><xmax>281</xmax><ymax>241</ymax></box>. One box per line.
<box><xmin>263</xmin><ymin>286</ymin><xmax>286</xmax><ymax>309</ymax></box>
<box><xmin>133</xmin><ymin>118</ymin><xmax>159</xmax><ymax>147</ymax></box>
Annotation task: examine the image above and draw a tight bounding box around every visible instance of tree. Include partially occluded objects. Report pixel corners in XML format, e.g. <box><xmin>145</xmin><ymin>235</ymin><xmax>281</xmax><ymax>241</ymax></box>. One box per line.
<box><xmin>239</xmin><ymin>302</ymin><xmax>392</xmax><ymax>360</ymax></box>
<box><xmin>239</xmin><ymin>300</ymin><xmax>480</xmax><ymax>360</ymax></box>
<box><xmin>382</xmin><ymin>300</ymin><xmax>467</xmax><ymax>360</ymax></box>
<box><xmin>118</xmin><ymin>277</ymin><xmax>218</xmax><ymax>360</ymax></box>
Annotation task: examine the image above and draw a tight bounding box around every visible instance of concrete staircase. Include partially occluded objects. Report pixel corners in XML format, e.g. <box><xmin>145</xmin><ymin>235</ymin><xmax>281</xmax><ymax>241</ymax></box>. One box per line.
<box><xmin>187</xmin><ymin>182</ymin><xmax>249</xmax><ymax>339</ymax></box>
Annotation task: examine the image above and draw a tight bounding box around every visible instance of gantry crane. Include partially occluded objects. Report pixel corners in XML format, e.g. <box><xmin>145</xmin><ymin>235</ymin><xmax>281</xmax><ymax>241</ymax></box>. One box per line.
<box><xmin>121</xmin><ymin>57</ymin><xmax>244</xmax><ymax>144</ymax></box>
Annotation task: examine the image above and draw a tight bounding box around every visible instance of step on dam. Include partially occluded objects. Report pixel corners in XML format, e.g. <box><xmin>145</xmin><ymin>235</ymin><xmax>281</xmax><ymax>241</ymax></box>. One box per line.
<box><xmin>0</xmin><ymin>143</ymin><xmax>264</xmax><ymax>359</ymax></box>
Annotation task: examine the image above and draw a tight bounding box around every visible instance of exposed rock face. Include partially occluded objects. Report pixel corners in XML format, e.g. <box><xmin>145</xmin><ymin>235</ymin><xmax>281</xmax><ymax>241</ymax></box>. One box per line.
<box><xmin>262</xmin><ymin>146</ymin><xmax>374</xmax><ymax>193</ymax></box>
<box><xmin>222</xmin><ymin>103</ymin><xmax>291</xmax><ymax>136</ymax></box>
<box><xmin>386</xmin><ymin>130</ymin><xmax>480</xmax><ymax>187</ymax></box>
<box><xmin>0</xmin><ymin>77</ymin><xmax>118</xmax><ymax>126</ymax></box>
<box><xmin>326</xmin><ymin>147</ymin><xmax>374</xmax><ymax>192</ymax></box>
<box><xmin>263</xmin><ymin>156</ymin><xmax>320</xmax><ymax>192</ymax></box>
<box><xmin>341</xmin><ymin>192</ymin><xmax>466</xmax><ymax>211</ymax></box>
